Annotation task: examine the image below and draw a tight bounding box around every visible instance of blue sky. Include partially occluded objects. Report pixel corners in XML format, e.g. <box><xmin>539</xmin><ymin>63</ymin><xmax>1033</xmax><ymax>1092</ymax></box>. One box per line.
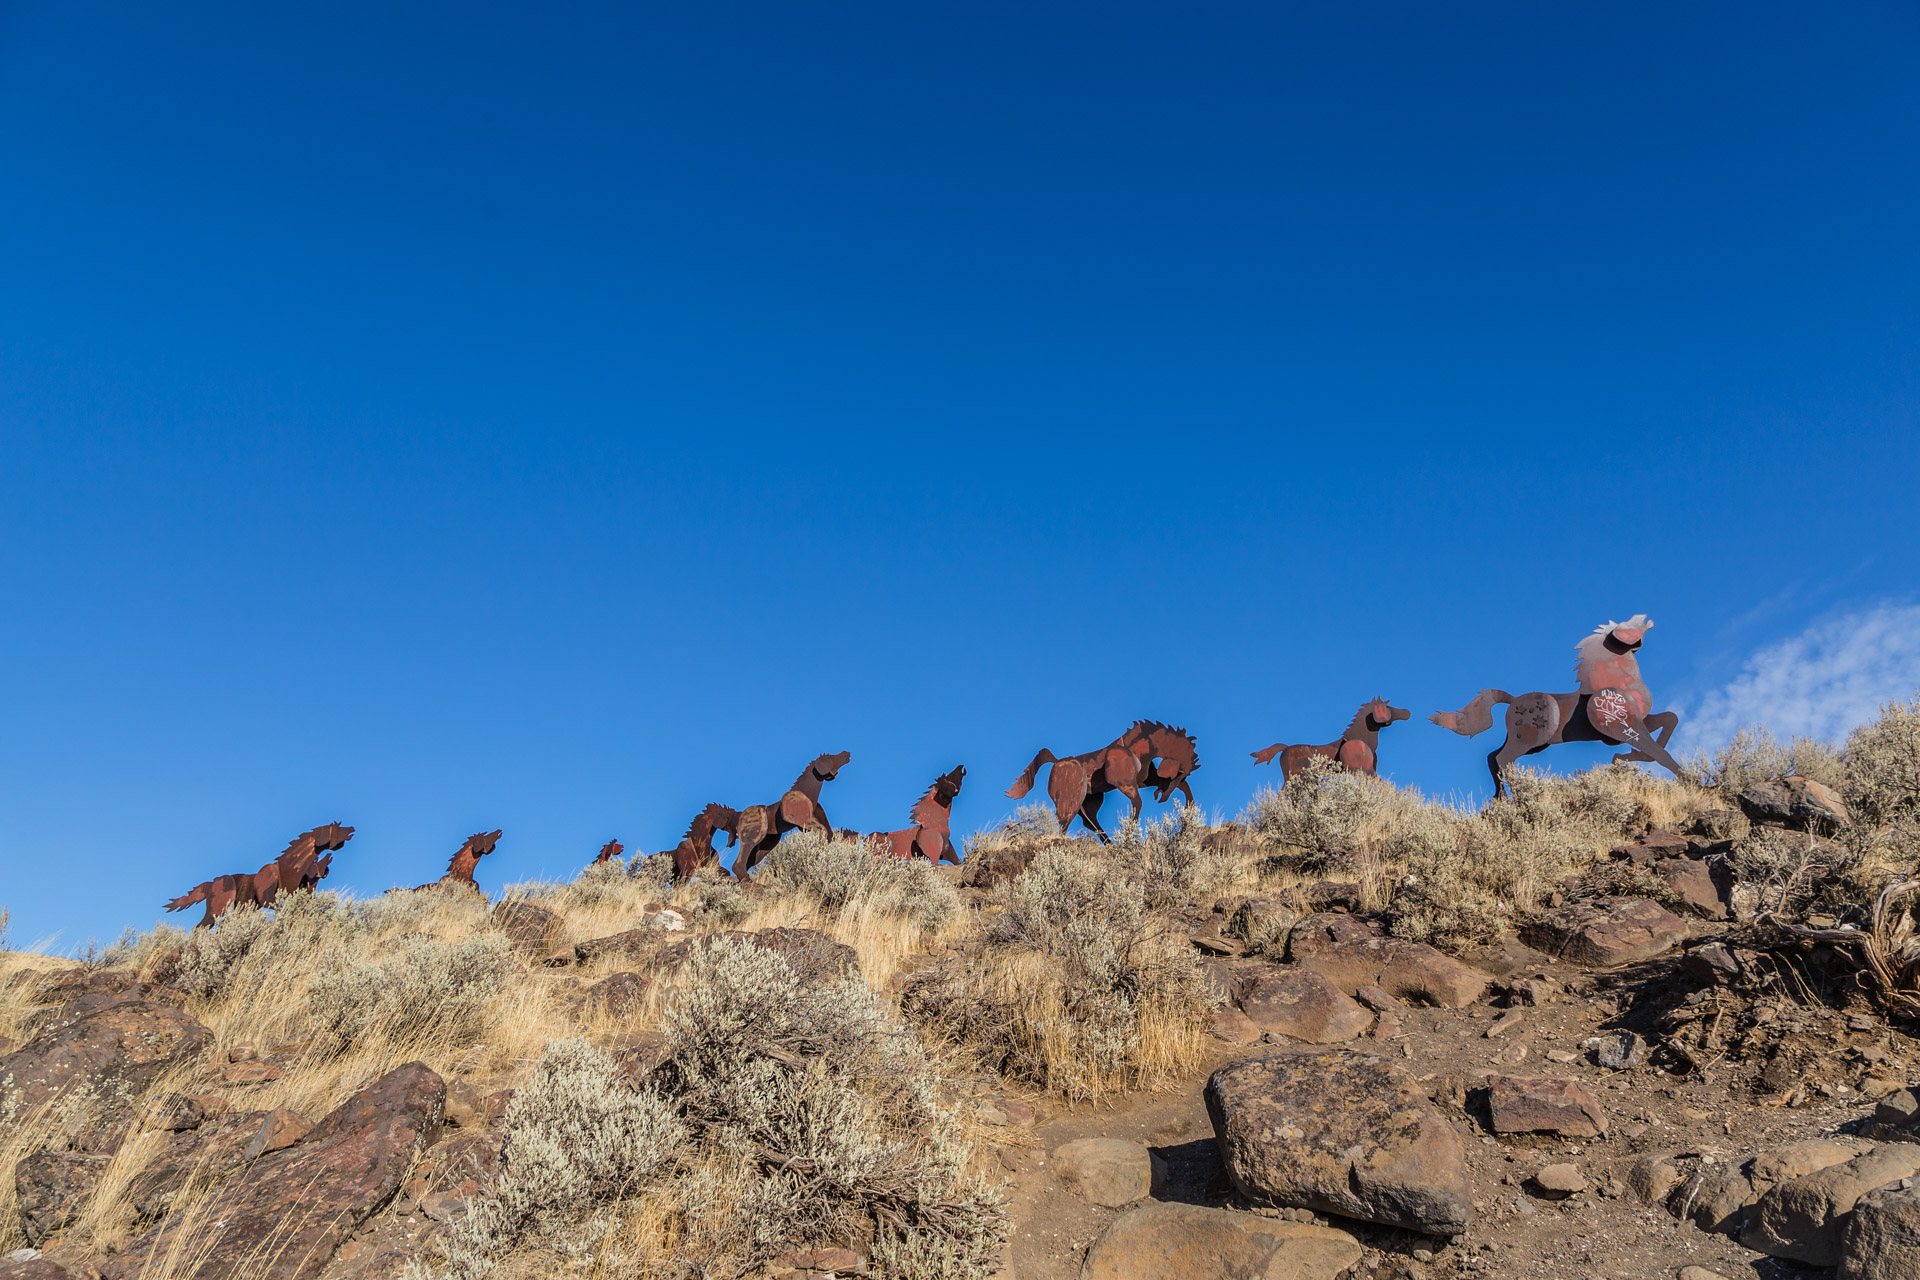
<box><xmin>2</xmin><ymin>2</ymin><xmax>1916</xmax><ymax>950</ymax></box>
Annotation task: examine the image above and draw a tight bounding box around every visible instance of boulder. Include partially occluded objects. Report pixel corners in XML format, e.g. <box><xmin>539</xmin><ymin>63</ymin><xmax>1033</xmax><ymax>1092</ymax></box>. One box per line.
<box><xmin>0</xmin><ymin>1261</ymin><xmax>72</xmax><ymax>1280</ymax></box>
<box><xmin>1654</xmin><ymin>857</ymin><xmax>1727</xmax><ymax>919</ymax></box>
<box><xmin>1080</xmin><ymin>1201</ymin><xmax>1363</xmax><ymax>1280</ymax></box>
<box><xmin>1518</xmin><ymin>897</ymin><xmax>1686</xmax><ymax>967</ymax></box>
<box><xmin>1531</xmin><ymin>1163</ymin><xmax>1585</xmax><ymax>1195</ymax></box>
<box><xmin>584</xmin><ymin>971</ymin><xmax>650</xmax><ymax>1018</ymax></box>
<box><xmin>104</xmin><ymin>1061</ymin><xmax>446</xmax><ymax>1280</ymax></box>
<box><xmin>1594</xmin><ymin>1030</ymin><xmax>1649</xmax><ymax>1070</ymax></box>
<box><xmin>1206</xmin><ymin>1050</ymin><xmax>1472</xmax><ymax>1236</ymax></box>
<box><xmin>0</xmin><ymin>1000</ymin><xmax>210</xmax><ymax>1114</ymax></box>
<box><xmin>13</xmin><ymin>1150</ymin><xmax>110</xmax><ymax>1244</ymax></box>
<box><xmin>1839</xmin><ymin>1186</ymin><xmax>1920</xmax><ymax>1280</ymax></box>
<box><xmin>961</xmin><ymin>841</ymin><xmax>1041</xmax><ymax>888</ymax></box>
<box><xmin>1051</xmin><ymin>1138</ymin><xmax>1152</xmax><ymax>1207</ymax></box>
<box><xmin>1486</xmin><ymin>1075</ymin><xmax>1607</xmax><ymax>1137</ymax></box>
<box><xmin>1208</xmin><ymin>1007</ymin><xmax>1263</xmax><ymax>1045</ymax></box>
<box><xmin>747</xmin><ymin>927</ymin><xmax>859</xmax><ymax>980</ymax></box>
<box><xmin>1626</xmin><ymin>1155</ymin><xmax>1682</xmax><ymax>1205</ymax></box>
<box><xmin>1739</xmin><ymin>775</ymin><xmax>1853</xmax><ymax>832</ymax></box>
<box><xmin>1226</xmin><ymin>896</ymin><xmax>1297</xmax><ymax>953</ymax></box>
<box><xmin>1296</xmin><ymin>936</ymin><xmax>1490</xmax><ymax>1009</ymax></box>
<box><xmin>1285</xmin><ymin>913</ymin><xmax>1377</xmax><ymax>961</ymax></box>
<box><xmin>1298</xmin><ymin>881</ymin><xmax>1363</xmax><ymax>913</ymax></box>
<box><xmin>1689</xmin><ymin>809</ymin><xmax>1747</xmax><ymax>841</ymax></box>
<box><xmin>124</xmin><ymin>1108</ymin><xmax>305</xmax><ymax>1219</ymax></box>
<box><xmin>1235</xmin><ymin>969</ymin><xmax>1371</xmax><ymax>1044</ymax></box>
<box><xmin>490</xmin><ymin>900</ymin><xmax>564</xmax><ymax>956</ymax></box>
<box><xmin>1742</xmin><ymin>1144</ymin><xmax>1920</xmax><ymax>1266</ymax></box>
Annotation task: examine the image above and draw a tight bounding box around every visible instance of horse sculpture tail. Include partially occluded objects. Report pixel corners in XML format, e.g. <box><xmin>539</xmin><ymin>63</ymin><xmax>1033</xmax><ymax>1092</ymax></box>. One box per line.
<box><xmin>1250</xmin><ymin>743</ymin><xmax>1287</xmax><ymax>766</ymax></box>
<box><xmin>163</xmin><ymin>884</ymin><xmax>207</xmax><ymax>913</ymax></box>
<box><xmin>1430</xmin><ymin>690</ymin><xmax>1514</xmax><ymax>737</ymax></box>
<box><xmin>1006</xmin><ymin>748</ymin><xmax>1058</xmax><ymax>799</ymax></box>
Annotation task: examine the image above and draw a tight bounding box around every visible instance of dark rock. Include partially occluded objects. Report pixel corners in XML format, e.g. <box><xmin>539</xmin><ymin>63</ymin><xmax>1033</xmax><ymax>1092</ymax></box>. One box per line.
<box><xmin>1190</xmin><ymin>915</ymin><xmax>1244</xmax><ymax>957</ymax></box>
<box><xmin>1595</xmin><ymin>1030</ymin><xmax>1650</xmax><ymax>1070</ymax></box>
<box><xmin>1739</xmin><ymin>775</ymin><xmax>1853</xmax><ymax>833</ymax></box>
<box><xmin>1655</xmin><ymin>857</ymin><xmax>1728</xmax><ymax>919</ymax></box>
<box><xmin>960</xmin><ymin>841</ymin><xmax>1041</xmax><ymax>888</ymax></box>
<box><xmin>1206</xmin><ymin>1050</ymin><xmax>1473</xmax><ymax>1235</ymax></box>
<box><xmin>1689</xmin><ymin>809</ymin><xmax>1747</xmax><ymax>842</ymax></box>
<box><xmin>1226</xmin><ymin>896</ymin><xmax>1297</xmax><ymax>952</ymax></box>
<box><xmin>1299</xmin><ymin>881</ymin><xmax>1363</xmax><ymax>913</ymax></box>
<box><xmin>1518</xmin><ymin>897</ymin><xmax>1687</xmax><ymax>966</ymax></box>
<box><xmin>1285</xmin><ymin>913</ymin><xmax>1378</xmax><ymax>961</ymax></box>
<box><xmin>1683</xmin><ymin>942</ymin><xmax>1744</xmax><ymax>986</ymax></box>
<box><xmin>13</xmin><ymin>1150</ymin><xmax>110</xmax><ymax>1244</ymax></box>
<box><xmin>0</xmin><ymin>1260</ymin><xmax>73</xmax><ymax>1280</ymax></box>
<box><xmin>1235</xmin><ymin>968</ymin><xmax>1371</xmax><ymax>1044</ymax></box>
<box><xmin>747</xmin><ymin>927</ymin><xmax>859</xmax><ymax>980</ymax></box>
<box><xmin>0</xmin><ymin>1000</ymin><xmax>211</xmax><ymax>1114</ymax></box>
<box><xmin>1486</xmin><ymin>1075</ymin><xmax>1608</xmax><ymax>1137</ymax></box>
<box><xmin>584</xmin><ymin>971</ymin><xmax>649</xmax><ymax>1018</ymax></box>
<box><xmin>104</xmin><ymin>1062</ymin><xmax>445</xmax><ymax>1280</ymax></box>
<box><xmin>490</xmin><ymin>900</ymin><xmax>564</xmax><ymax>956</ymax></box>
<box><xmin>124</xmin><ymin>1108</ymin><xmax>284</xmax><ymax>1219</ymax></box>
<box><xmin>1838</xmin><ymin>1185</ymin><xmax>1920</xmax><ymax>1280</ymax></box>
<box><xmin>1295</xmin><ymin>936</ymin><xmax>1491</xmax><ymax>1009</ymax></box>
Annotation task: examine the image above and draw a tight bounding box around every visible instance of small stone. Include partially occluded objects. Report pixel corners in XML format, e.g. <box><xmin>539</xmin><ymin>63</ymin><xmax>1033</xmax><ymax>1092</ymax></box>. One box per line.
<box><xmin>1545</xmin><ymin>1049</ymin><xmax>1579</xmax><ymax>1064</ymax></box>
<box><xmin>227</xmin><ymin>1043</ymin><xmax>258</xmax><ymax>1063</ymax></box>
<box><xmin>1596</xmin><ymin>1030</ymin><xmax>1650</xmax><ymax>1070</ymax></box>
<box><xmin>1485</xmin><ymin>1009</ymin><xmax>1525</xmax><ymax>1038</ymax></box>
<box><xmin>1493</xmin><ymin>1041</ymin><xmax>1529</xmax><ymax>1066</ymax></box>
<box><xmin>222</xmin><ymin>1060</ymin><xmax>284</xmax><ymax>1085</ymax></box>
<box><xmin>1487</xmin><ymin>1075</ymin><xmax>1608</xmax><ymax>1138</ymax></box>
<box><xmin>1209</xmin><ymin>1006</ymin><xmax>1263</xmax><ymax>1045</ymax></box>
<box><xmin>1676</xmin><ymin>1268</ymin><xmax>1735</xmax><ymax>1280</ymax></box>
<box><xmin>1625</xmin><ymin>1155</ymin><xmax>1682</xmax><ymax>1205</ymax></box>
<box><xmin>1531</xmin><ymin>1163</ymin><xmax>1585</xmax><ymax>1195</ymax></box>
<box><xmin>1849</xmin><ymin>1014</ymin><xmax>1877</xmax><ymax>1032</ymax></box>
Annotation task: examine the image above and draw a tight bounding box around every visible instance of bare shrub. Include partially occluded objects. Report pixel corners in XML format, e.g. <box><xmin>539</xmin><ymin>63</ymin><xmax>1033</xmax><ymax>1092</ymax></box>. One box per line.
<box><xmin>309</xmin><ymin>932</ymin><xmax>515</xmax><ymax>1054</ymax></box>
<box><xmin>1107</xmin><ymin>806</ymin><xmax>1247</xmax><ymax>907</ymax></box>
<box><xmin>1244</xmin><ymin>756</ymin><xmax>1402</xmax><ymax>872</ymax></box>
<box><xmin>759</xmin><ymin>831</ymin><xmax>959</xmax><ymax>933</ymax></box>
<box><xmin>1688</xmin><ymin>725</ymin><xmax>1847</xmax><ymax>801</ymax></box>
<box><xmin>438</xmin><ymin>1038</ymin><xmax>685</xmax><ymax>1277</ymax></box>
<box><xmin>167</xmin><ymin>891</ymin><xmax>348</xmax><ymax>999</ymax></box>
<box><xmin>909</xmin><ymin>847</ymin><xmax>1208</xmax><ymax>1100</ymax></box>
<box><xmin>1844</xmin><ymin>694</ymin><xmax>1920</xmax><ymax>829</ymax></box>
<box><xmin>680</xmin><ymin>873</ymin><xmax>752</xmax><ymax>926</ymax></box>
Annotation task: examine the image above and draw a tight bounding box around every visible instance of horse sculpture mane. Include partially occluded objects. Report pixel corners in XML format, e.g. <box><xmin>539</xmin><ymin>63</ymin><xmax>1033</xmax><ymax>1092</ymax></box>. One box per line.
<box><xmin>594</xmin><ymin>839</ymin><xmax>624</xmax><ymax>865</ymax></box>
<box><xmin>664</xmin><ymin>803</ymin><xmax>740</xmax><ymax>881</ymax></box>
<box><xmin>438</xmin><ymin>830</ymin><xmax>502</xmax><ymax>893</ymax></box>
<box><xmin>1252</xmin><ymin>698</ymin><xmax>1409</xmax><ymax>780</ymax></box>
<box><xmin>165</xmin><ymin>821</ymin><xmax>355</xmax><ymax>929</ymax></box>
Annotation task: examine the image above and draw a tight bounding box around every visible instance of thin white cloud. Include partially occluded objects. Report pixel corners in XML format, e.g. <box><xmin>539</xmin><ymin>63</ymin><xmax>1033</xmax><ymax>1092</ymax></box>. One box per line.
<box><xmin>1687</xmin><ymin>602</ymin><xmax>1920</xmax><ymax>749</ymax></box>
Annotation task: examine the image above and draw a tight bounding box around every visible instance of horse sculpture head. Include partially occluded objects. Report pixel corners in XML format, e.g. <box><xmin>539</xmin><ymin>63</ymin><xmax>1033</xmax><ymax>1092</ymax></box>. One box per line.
<box><xmin>807</xmin><ymin>751</ymin><xmax>851</xmax><ymax>783</ymax></box>
<box><xmin>1603</xmin><ymin>614</ymin><xmax>1653</xmax><ymax>652</ymax></box>
<box><xmin>1361</xmin><ymin>697</ymin><xmax>1412</xmax><ymax>731</ymax></box>
<box><xmin>595</xmin><ymin>839</ymin><xmax>624</xmax><ymax>864</ymax></box>
<box><xmin>932</xmin><ymin>764</ymin><xmax>965</xmax><ymax>802</ymax></box>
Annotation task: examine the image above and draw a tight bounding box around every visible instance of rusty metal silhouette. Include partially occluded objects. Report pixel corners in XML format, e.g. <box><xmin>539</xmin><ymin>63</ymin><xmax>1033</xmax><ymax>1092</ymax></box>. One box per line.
<box><xmin>594</xmin><ymin>839</ymin><xmax>624</xmax><ymax>865</ymax></box>
<box><xmin>1252</xmin><ymin>697</ymin><xmax>1410</xmax><ymax>781</ymax></box>
<box><xmin>1431</xmin><ymin>614</ymin><xmax>1683</xmax><ymax>799</ymax></box>
<box><xmin>734</xmin><ymin>751</ymin><xmax>851</xmax><ymax>874</ymax></box>
<box><xmin>870</xmin><ymin>765</ymin><xmax>965</xmax><ymax>863</ymax></box>
<box><xmin>411</xmin><ymin>830</ymin><xmax>503</xmax><ymax>894</ymax></box>
<box><xmin>165</xmin><ymin>822</ymin><xmax>354</xmax><ymax>929</ymax></box>
<box><xmin>664</xmin><ymin>804</ymin><xmax>741</xmax><ymax>881</ymax></box>
<box><xmin>1006</xmin><ymin>722</ymin><xmax>1199</xmax><ymax>841</ymax></box>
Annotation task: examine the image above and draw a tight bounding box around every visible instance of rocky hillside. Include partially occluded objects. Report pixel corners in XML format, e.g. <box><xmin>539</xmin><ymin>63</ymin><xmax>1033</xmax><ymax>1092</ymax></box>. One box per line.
<box><xmin>2</xmin><ymin>698</ymin><xmax>1918</xmax><ymax>1280</ymax></box>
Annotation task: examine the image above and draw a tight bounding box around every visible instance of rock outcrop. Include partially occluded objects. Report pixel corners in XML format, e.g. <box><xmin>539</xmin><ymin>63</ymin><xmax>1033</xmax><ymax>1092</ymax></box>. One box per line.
<box><xmin>1295</xmin><ymin>936</ymin><xmax>1491</xmax><ymax>1008</ymax></box>
<box><xmin>1518</xmin><ymin>897</ymin><xmax>1686</xmax><ymax>967</ymax></box>
<box><xmin>0</xmin><ymin>999</ymin><xmax>210</xmax><ymax>1114</ymax></box>
<box><xmin>104</xmin><ymin>1061</ymin><xmax>446</xmax><ymax>1280</ymax></box>
<box><xmin>1234</xmin><ymin>968</ymin><xmax>1372</xmax><ymax>1044</ymax></box>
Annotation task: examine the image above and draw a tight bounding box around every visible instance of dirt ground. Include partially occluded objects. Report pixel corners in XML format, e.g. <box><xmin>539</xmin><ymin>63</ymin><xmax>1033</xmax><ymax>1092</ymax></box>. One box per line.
<box><xmin>980</xmin><ymin>926</ymin><xmax>1886</xmax><ymax>1280</ymax></box>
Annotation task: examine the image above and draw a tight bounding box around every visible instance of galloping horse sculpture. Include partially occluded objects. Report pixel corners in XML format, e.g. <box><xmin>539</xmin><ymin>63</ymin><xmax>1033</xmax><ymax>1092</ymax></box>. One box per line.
<box><xmin>165</xmin><ymin>822</ymin><xmax>354</xmax><ymax>929</ymax></box>
<box><xmin>1007</xmin><ymin>722</ymin><xmax>1199</xmax><ymax>840</ymax></box>
<box><xmin>734</xmin><ymin>752</ymin><xmax>850</xmax><ymax>874</ymax></box>
<box><xmin>869</xmin><ymin>765</ymin><xmax>965</xmax><ymax>863</ymax></box>
<box><xmin>1252</xmin><ymin>697</ymin><xmax>1410</xmax><ymax>780</ymax></box>
<box><xmin>664</xmin><ymin>803</ymin><xmax>740</xmax><ymax>881</ymax></box>
<box><xmin>411</xmin><ymin>830</ymin><xmax>503</xmax><ymax>895</ymax></box>
<box><xmin>593</xmin><ymin>839</ymin><xmax>624</xmax><ymax>865</ymax></box>
<box><xmin>1431</xmin><ymin>614</ymin><xmax>1683</xmax><ymax>799</ymax></box>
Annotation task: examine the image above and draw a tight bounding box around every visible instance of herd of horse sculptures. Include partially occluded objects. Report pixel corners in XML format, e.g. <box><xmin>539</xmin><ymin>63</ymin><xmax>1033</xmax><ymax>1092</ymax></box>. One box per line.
<box><xmin>165</xmin><ymin>614</ymin><xmax>1685</xmax><ymax>926</ymax></box>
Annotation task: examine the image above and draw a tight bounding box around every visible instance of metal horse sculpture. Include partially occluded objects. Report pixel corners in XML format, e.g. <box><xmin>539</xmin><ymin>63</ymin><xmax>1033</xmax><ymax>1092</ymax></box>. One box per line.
<box><xmin>869</xmin><ymin>765</ymin><xmax>965</xmax><ymax>863</ymax></box>
<box><xmin>593</xmin><ymin>839</ymin><xmax>624</xmax><ymax>865</ymax></box>
<box><xmin>733</xmin><ymin>751</ymin><xmax>851</xmax><ymax>874</ymax></box>
<box><xmin>412</xmin><ymin>830</ymin><xmax>503</xmax><ymax>895</ymax></box>
<box><xmin>1252</xmin><ymin>697</ymin><xmax>1410</xmax><ymax>780</ymax></box>
<box><xmin>1431</xmin><ymin>614</ymin><xmax>1683</xmax><ymax>799</ymax></box>
<box><xmin>663</xmin><ymin>804</ymin><xmax>740</xmax><ymax>881</ymax></box>
<box><xmin>1006</xmin><ymin>721</ymin><xmax>1199</xmax><ymax>840</ymax></box>
<box><xmin>165</xmin><ymin>822</ymin><xmax>354</xmax><ymax>929</ymax></box>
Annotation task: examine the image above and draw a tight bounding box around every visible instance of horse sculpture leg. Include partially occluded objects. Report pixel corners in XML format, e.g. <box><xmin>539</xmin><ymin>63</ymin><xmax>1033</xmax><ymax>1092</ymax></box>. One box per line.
<box><xmin>1077</xmin><ymin>792</ymin><xmax>1111</xmax><ymax>841</ymax></box>
<box><xmin>1613</xmin><ymin>710</ymin><xmax>1681</xmax><ymax>766</ymax></box>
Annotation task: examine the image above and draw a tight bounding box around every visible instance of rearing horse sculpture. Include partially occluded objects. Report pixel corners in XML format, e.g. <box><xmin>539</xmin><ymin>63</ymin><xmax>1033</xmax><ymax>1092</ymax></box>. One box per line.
<box><xmin>593</xmin><ymin>839</ymin><xmax>624</xmax><ymax>865</ymax></box>
<box><xmin>1006</xmin><ymin>721</ymin><xmax>1198</xmax><ymax>841</ymax></box>
<box><xmin>1252</xmin><ymin>697</ymin><xmax>1410</xmax><ymax>781</ymax></box>
<box><xmin>1431</xmin><ymin>614</ymin><xmax>1683</xmax><ymax>799</ymax></box>
<box><xmin>411</xmin><ymin>830</ymin><xmax>503</xmax><ymax>895</ymax></box>
<box><xmin>663</xmin><ymin>804</ymin><xmax>740</xmax><ymax>881</ymax></box>
<box><xmin>165</xmin><ymin>822</ymin><xmax>354</xmax><ymax>929</ymax></box>
<box><xmin>735</xmin><ymin>752</ymin><xmax>851</xmax><ymax>874</ymax></box>
<box><xmin>869</xmin><ymin>765</ymin><xmax>965</xmax><ymax>863</ymax></box>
